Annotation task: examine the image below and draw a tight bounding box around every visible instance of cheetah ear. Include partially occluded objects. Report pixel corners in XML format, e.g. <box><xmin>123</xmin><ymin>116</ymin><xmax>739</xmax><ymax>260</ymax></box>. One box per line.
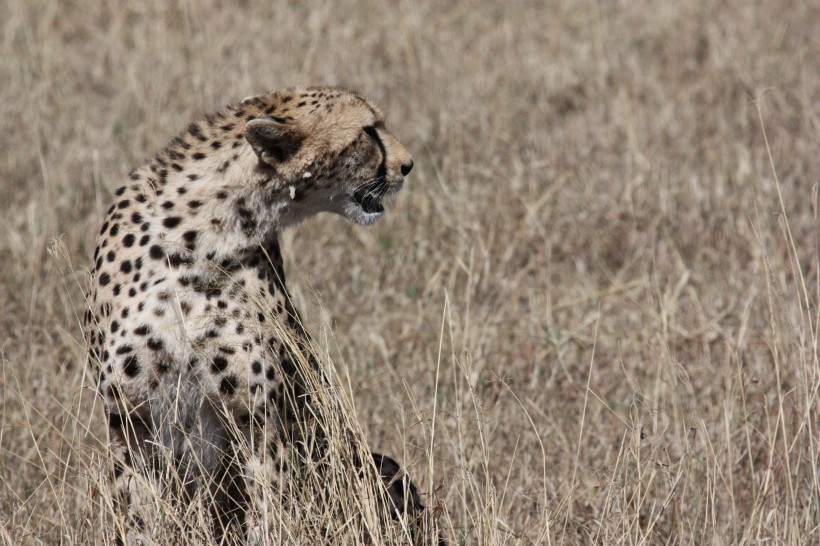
<box><xmin>245</xmin><ymin>118</ymin><xmax>304</xmax><ymax>164</ymax></box>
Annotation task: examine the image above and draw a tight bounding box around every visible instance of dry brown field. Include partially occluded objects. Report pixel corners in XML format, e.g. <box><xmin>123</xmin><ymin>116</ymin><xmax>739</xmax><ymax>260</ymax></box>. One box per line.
<box><xmin>1</xmin><ymin>0</ymin><xmax>819</xmax><ymax>544</ymax></box>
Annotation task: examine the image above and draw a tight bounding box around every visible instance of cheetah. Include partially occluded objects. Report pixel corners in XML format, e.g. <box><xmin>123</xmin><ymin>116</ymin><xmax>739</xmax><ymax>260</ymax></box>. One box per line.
<box><xmin>82</xmin><ymin>87</ymin><xmax>429</xmax><ymax>543</ymax></box>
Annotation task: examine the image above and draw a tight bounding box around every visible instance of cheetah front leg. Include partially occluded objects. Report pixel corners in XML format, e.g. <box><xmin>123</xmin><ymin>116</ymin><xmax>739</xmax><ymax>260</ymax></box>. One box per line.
<box><xmin>242</xmin><ymin>429</ymin><xmax>295</xmax><ymax>546</ymax></box>
<box><xmin>106</xmin><ymin>414</ymin><xmax>159</xmax><ymax>546</ymax></box>
<box><xmin>108</xmin><ymin>408</ymin><xmax>250</xmax><ymax>545</ymax></box>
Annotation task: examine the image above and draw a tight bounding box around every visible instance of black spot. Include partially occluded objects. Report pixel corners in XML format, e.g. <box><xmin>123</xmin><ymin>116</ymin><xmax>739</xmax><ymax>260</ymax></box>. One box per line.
<box><xmin>211</xmin><ymin>141</ymin><xmax>222</xmax><ymax>149</ymax></box>
<box><xmin>128</xmin><ymin>287</ymin><xmax>137</xmax><ymax>297</ymax></box>
<box><xmin>122</xmin><ymin>355</ymin><xmax>140</xmax><ymax>377</ymax></box>
<box><xmin>131</xmin><ymin>212</ymin><xmax>143</xmax><ymax>224</ymax></box>
<box><xmin>134</xmin><ymin>325</ymin><xmax>150</xmax><ymax>336</ymax></box>
<box><xmin>162</xmin><ymin>201</ymin><xmax>175</xmax><ymax>210</ymax></box>
<box><xmin>123</xmin><ymin>234</ymin><xmax>135</xmax><ymax>247</ymax></box>
<box><xmin>168</xmin><ymin>147</ymin><xmax>184</xmax><ymax>160</ymax></box>
<box><xmin>238</xmin><ymin>208</ymin><xmax>256</xmax><ymax>235</ymax></box>
<box><xmin>236</xmin><ymin>323</ymin><xmax>244</xmax><ymax>334</ymax></box>
<box><xmin>218</xmin><ymin>345</ymin><xmax>235</xmax><ymax>355</ymax></box>
<box><xmin>281</xmin><ymin>357</ymin><xmax>299</xmax><ymax>377</ymax></box>
<box><xmin>113</xmin><ymin>284</ymin><xmax>121</xmax><ymax>296</ymax></box>
<box><xmin>266</xmin><ymin>366</ymin><xmax>275</xmax><ymax>381</ymax></box>
<box><xmin>188</xmin><ymin>200</ymin><xmax>202</xmax><ymax>209</ymax></box>
<box><xmin>211</xmin><ymin>355</ymin><xmax>229</xmax><ymax>374</ymax></box>
<box><xmin>139</xmin><ymin>235</ymin><xmax>150</xmax><ymax>246</ymax></box>
<box><xmin>168</xmin><ymin>253</ymin><xmax>192</xmax><ymax>268</ymax></box>
<box><xmin>220</xmin><ymin>375</ymin><xmax>237</xmax><ymax>396</ymax></box>
<box><xmin>251</xmin><ymin>361</ymin><xmax>262</xmax><ymax>375</ymax></box>
<box><xmin>109</xmin><ymin>224</ymin><xmax>120</xmax><ymax>237</ymax></box>
<box><xmin>111</xmin><ymin>320</ymin><xmax>120</xmax><ymax>333</ymax></box>
<box><xmin>117</xmin><ymin>200</ymin><xmax>130</xmax><ymax>209</ymax></box>
<box><xmin>216</xmin><ymin>191</ymin><xmax>228</xmax><ymax>199</ymax></box>
<box><xmin>120</xmin><ymin>260</ymin><xmax>132</xmax><ymax>274</ymax></box>
<box><xmin>149</xmin><ymin>245</ymin><xmax>164</xmax><ymax>260</ymax></box>
<box><xmin>171</xmin><ymin>163</ymin><xmax>183</xmax><ymax>172</ymax></box>
<box><xmin>147</xmin><ymin>337</ymin><xmax>164</xmax><ymax>351</ymax></box>
<box><xmin>192</xmin><ymin>152</ymin><xmax>206</xmax><ymax>160</ymax></box>
<box><xmin>115</xmin><ymin>186</ymin><xmax>126</xmax><ymax>196</ymax></box>
<box><xmin>245</xmin><ymin>254</ymin><xmax>260</xmax><ymax>268</ymax></box>
<box><xmin>182</xmin><ymin>230</ymin><xmax>197</xmax><ymax>250</ymax></box>
<box><xmin>189</xmin><ymin>122</ymin><xmax>207</xmax><ymax>141</ymax></box>
<box><xmin>99</xmin><ymin>272</ymin><xmax>111</xmax><ymax>286</ymax></box>
<box><xmin>193</xmin><ymin>278</ymin><xmax>222</xmax><ymax>298</ymax></box>
<box><xmin>106</xmin><ymin>250</ymin><xmax>116</xmax><ymax>262</ymax></box>
<box><xmin>135</xmin><ymin>193</ymin><xmax>147</xmax><ymax>203</ymax></box>
<box><xmin>163</xmin><ymin>217</ymin><xmax>182</xmax><ymax>229</ymax></box>
<box><xmin>108</xmin><ymin>412</ymin><xmax>123</xmax><ymax>429</ymax></box>
<box><xmin>116</xmin><ymin>344</ymin><xmax>133</xmax><ymax>355</ymax></box>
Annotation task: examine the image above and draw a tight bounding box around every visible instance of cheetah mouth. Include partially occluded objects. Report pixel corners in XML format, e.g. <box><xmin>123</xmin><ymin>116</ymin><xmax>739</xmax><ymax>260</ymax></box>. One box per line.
<box><xmin>352</xmin><ymin>190</ymin><xmax>385</xmax><ymax>215</ymax></box>
<box><xmin>351</xmin><ymin>180</ymin><xmax>390</xmax><ymax>215</ymax></box>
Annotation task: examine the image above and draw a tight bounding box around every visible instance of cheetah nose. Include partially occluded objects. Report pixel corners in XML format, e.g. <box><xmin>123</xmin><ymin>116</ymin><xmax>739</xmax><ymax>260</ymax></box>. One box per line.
<box><xmin>400</xmin><ymin>159</ymin><xmax>414</xmax><ymax>176</ymax></box>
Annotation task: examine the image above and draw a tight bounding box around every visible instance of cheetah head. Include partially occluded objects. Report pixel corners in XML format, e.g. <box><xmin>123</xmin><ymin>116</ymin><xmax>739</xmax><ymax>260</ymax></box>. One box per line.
<box><xmin>243</xmin><ymin>87</ymin><xmax>414</xmax><ymax>227</ymax></box>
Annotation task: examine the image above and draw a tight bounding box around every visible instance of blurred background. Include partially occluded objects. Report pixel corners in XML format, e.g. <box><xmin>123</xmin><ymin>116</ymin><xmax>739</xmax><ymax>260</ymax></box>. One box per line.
<box><xmin>1</xmin><ymin>0</ymin><xmax>818</xmax><ymax>544</ymax></box>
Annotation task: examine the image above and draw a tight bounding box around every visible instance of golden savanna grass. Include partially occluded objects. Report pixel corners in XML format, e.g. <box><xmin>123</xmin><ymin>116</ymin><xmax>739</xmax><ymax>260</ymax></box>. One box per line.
<box><xmin>1</xmin><ymin>0</ymin><xmax>819</xmax><ymax>544</ymax></box>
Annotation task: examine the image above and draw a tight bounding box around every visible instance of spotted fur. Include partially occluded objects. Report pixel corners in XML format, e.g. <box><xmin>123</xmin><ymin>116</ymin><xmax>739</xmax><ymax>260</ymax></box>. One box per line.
<box><xmin>83</xmin><ymin>87</ymin><xmax>421</xmax><ymax>543</ymax></box>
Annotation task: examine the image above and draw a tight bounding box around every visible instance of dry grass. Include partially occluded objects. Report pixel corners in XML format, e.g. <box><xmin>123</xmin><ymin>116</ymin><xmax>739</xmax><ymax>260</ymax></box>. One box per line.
<box><xmin>1</xmin><ymin>0</ymin><xmax>819</xmax><ymax>544</ymax></box>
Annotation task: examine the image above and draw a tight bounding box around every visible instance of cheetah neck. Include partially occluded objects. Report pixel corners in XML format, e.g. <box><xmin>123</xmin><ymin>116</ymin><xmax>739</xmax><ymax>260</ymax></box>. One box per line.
<box><xmin>120</xmin><ymin>126</ymin><xmax>301</xmax><ymax>265</ymax></box>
